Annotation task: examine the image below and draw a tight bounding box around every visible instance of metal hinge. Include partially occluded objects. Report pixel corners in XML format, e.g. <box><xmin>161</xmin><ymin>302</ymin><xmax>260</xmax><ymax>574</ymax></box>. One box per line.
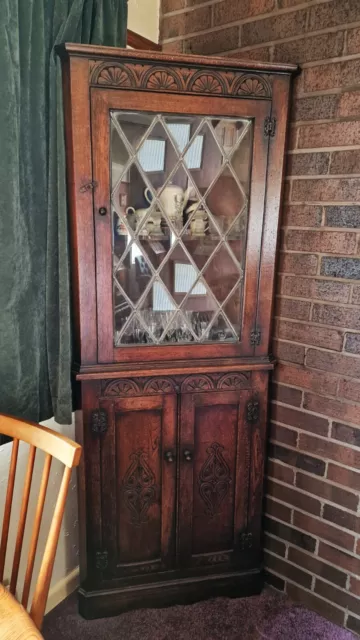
<box><xmin>246</xmin><ymin>399</ymin><xmax>260</xmax><ymax>424</ymax></box>
<box><xmin>250</xmin><ymin>329</ymin><xmax>261</xmax><ymax>346</ymax></box>
<box><xmin>95</xmin><ymin>550</ymin><xmax>108</xmax><ymax>570</ymax></box>
<box><xmin>264</xmin><ymin>116</ymin><xmax>276</xmax><ymax>137</ymax></box>
<box><xmin>239</xmin><ymin>532</ymin><xmax>253</xmax><ymax>551</ymax></box>
<box><xmin>91</xmin><ymin>409</ymin><xmax>108</xmax><ymax>435</ymax></box>
<box><xmin>80</xmin><ymin>180</ymin><xmax>98</xmax><ymax>193</ymax></box>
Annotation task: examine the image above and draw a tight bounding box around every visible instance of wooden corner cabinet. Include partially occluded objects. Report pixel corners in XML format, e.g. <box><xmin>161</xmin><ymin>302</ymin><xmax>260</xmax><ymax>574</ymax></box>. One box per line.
<box><xmin>57</xmin><ymin>43</ymin><xmax>297</xmax><ymax>619</ymax></box>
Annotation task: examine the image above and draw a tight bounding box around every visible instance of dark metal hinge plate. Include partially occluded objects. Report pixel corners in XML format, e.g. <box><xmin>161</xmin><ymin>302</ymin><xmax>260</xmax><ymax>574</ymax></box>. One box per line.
<box><xmin>95</xmin><ymin>550</ymin><xmax>108</xmax><ymax>570</ymax></box>
<box><xmin>91</xmin><ymin>409</ymin><xmax>108</xmax><ymax>435</ymax></box>
<box><xmin>239</xmin><ymin>532</ymin><xmax>253</xmax><ymax>551</ymax></box>
<box><xmin>250</xmin><ymin>330</ymin><xmax>261</xmax><ymax>346</ymax></box>
<box><xmin>80</xmin><ymin>180</ymin><xmax>98</xmax><ymax>193</ymax></box>
<box><xmin>264</xmin><ymin>116</ymin><xmax>276</xmax><ymax>137</ymax></box>
<box><xmin>246</xmin><ymin>399</ymin><xmax>260</xmax><ymax>424</ymax></box>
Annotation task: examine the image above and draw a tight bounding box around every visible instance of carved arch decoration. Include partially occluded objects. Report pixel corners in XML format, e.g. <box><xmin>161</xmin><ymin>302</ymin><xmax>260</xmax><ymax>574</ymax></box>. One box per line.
<box><xmin>143</xmin><ymin>377</ymin><xmax>177</xmax><ymax>394</ymax></box>
<box><xmin>90</xmin><ymin>60</ymin><xmax>272</xmax><ymax>99</ymax></box>
<box><xmin>103</xmin><ymin>378</ymin><xmax>141</xmax><ymax>396</ymax></box>
<box><xmin>217</xmin><ymin>372</ymin><xmax>250</xmax><ymax>389</ymax></box>
<box><xmin>181</xmin><ymin>374</ymin><xmax>215</xmax><ymax>393</ymax></box>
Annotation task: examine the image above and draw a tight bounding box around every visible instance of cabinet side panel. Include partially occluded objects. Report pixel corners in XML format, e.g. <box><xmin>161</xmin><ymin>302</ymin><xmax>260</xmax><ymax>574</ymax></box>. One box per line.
<box><xmin>256</xmin><ymin>75</ymin><xmax>292</xmax><ymax>355</ymax></box>
<box><xmin>63</xmin><ymin>56</ymin><xmax>97</xmax><ymax>364</ymax></box>
<box><xmin>248</xmin><ymin>371</ymin><xmax>269</xmax><ymax>560</ymax></box>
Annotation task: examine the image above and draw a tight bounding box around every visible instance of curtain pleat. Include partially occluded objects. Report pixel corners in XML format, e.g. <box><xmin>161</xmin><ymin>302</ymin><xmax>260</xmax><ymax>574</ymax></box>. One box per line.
<box><xmin>0</xmin><ymin>0</ymin><xmax>127</xmax><ymax>423</ymax></box>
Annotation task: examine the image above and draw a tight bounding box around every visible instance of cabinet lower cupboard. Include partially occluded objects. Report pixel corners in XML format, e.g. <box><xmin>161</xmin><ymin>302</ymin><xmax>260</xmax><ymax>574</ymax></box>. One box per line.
<box><xmin>58</xmin><ymin>42</ymin><xmax>297</xmax><ymax>617</ymax></box>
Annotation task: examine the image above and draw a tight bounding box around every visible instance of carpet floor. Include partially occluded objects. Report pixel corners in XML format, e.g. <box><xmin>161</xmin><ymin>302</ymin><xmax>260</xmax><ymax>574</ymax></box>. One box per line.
<box><xmin>43</xmin><ymin>587</ymin><xmax>355</xmax><ymax>640</ymax></box>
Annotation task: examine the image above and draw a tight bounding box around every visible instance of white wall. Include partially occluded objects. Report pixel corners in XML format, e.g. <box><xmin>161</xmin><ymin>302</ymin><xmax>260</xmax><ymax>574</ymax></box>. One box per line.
<box><xmin>0</xmin><ymin>0</ymin><xmax>161</xmax><ymax>614</ymax></box>
<box><xmin>128</xmin><ymin>0</ymin><xmax>160</xmax><ymax>43</ymax></box>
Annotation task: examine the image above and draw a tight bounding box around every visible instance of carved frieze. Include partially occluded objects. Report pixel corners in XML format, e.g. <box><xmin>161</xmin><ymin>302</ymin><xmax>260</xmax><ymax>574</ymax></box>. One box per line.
<box><xmin>102</xmin><ymin>372</ymin><xmax>251</xmax><ymax>397</ymax></box>
<box><xmin>90</xmin><ymin>60</ymin><xmax>272</xmax><ymax>100</ymax></box>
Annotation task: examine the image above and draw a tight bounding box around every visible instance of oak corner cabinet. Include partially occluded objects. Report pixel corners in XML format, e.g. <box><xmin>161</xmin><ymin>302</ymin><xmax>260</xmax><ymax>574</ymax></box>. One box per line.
<box><xmin>57</xmin><ymin>42</ymin><xmax>297</xmax><ymax>619</ymax></box>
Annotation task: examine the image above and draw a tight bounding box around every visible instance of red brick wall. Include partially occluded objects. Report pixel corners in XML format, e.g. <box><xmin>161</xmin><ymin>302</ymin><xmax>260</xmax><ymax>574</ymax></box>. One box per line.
<box><xmin>160</xmin><ymin>0</ymin><xmax>360</xmax><ymax>634</ymax></box>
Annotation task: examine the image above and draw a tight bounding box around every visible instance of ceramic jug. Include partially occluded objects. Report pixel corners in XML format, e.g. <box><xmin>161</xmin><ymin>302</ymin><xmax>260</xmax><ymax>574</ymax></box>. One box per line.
<box><xmin>145</xmin><ymin>183</ymin><xmax>191</xmax><ymax>219</ymax></box>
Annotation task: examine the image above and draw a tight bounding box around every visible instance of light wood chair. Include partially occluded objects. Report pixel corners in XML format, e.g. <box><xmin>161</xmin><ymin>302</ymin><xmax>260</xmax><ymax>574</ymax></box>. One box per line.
<box><xmin>0</xmin><ymin>414</ymin><xmax>82</xmax><ymax>635</ymax></box>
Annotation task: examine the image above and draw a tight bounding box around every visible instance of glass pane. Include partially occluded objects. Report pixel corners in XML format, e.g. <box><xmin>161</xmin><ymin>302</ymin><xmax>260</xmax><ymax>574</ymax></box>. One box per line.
<box><xmin>110</xmin><ymin>111</ymin><xmax>253</xmax><ymax>346</ymax></box>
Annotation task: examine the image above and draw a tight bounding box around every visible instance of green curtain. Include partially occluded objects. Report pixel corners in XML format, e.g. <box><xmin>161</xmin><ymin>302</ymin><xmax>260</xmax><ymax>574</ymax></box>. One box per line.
<box><xmin>0</xmin><ymin>0</ymin><xmax>127</xmax><ymax>424</ymax></box>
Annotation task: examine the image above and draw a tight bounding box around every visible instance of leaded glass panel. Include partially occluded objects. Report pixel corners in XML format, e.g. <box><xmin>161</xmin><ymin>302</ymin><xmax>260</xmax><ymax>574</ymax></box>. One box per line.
<box><xmin>111</xmin><ymin>111</ymin><xmax>253</xmax><ymax>346</ymax></box>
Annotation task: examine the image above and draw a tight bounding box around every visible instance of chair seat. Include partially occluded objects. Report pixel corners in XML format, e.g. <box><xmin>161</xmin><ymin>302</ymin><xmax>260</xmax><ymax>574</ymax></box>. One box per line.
<box><xmin>0</xmin><ymin>583</ymin><xmax>43</xmax><ymax>639</ymax></box>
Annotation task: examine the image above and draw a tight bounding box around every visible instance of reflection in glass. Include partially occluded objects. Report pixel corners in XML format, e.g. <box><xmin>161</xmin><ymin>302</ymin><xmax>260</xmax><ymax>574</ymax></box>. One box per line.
<box><xmin>111</xmin><ymin>111</ymin><xmax>252</xmax><ymax>346</ymax></box>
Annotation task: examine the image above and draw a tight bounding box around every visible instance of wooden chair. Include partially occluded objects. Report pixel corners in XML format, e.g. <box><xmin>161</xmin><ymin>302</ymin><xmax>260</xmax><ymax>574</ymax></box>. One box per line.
<box><xmin>0</xmin><ymin>414</ymin><xmax>82</xmax><ymax>635</ymax></box>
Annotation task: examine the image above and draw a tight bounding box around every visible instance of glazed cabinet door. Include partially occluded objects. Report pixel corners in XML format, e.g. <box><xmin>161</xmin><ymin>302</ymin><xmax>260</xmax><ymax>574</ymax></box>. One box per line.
<box><xmin>97</xmin><ymin>392</ymin><xmax>177</xmax><ymax>581</ymax></box>
<box><xmin>91</xmin><ymin>88</ymin><xmax>271</xmax><ymax>364</ymax></box>
<box><xmin>178</xmin><ymin>388</ymin><xmax>252</xmax><ymax>570</ymax></box>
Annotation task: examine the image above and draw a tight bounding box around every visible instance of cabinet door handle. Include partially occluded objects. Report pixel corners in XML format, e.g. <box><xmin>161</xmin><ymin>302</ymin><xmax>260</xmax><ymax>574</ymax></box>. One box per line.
<box><xmin>164</xmin><ymin>450</ymin><xmax>175</xmax><ymax>463</ymax></box>
<box><xmin>183</xmin><ymin>449</ymin><xmax>192</xmax><ymax>462</ymax></box>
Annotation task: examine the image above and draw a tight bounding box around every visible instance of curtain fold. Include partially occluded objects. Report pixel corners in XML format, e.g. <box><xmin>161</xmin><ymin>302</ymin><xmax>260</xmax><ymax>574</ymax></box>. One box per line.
<box><xmin>0</xmin><ymin>0</ymin><xmax>127</xmax><ymax>424</ymax></box>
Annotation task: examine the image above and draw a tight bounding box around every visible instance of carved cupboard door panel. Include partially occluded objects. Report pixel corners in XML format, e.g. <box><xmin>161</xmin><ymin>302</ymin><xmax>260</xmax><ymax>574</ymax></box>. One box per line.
<box><xmin>178</xmin><ymin>389</ymin><xmax>252</xmax><ymax>570</ymax></box>
<box><xmin>99</xmin><ymin>393</ymin><xmax>177</xmax><ymax>580</ymax></box>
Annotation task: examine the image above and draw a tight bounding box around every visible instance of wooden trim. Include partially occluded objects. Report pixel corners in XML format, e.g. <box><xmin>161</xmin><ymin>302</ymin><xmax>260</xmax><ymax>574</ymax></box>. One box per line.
<box><xmin>127</xmin><ymin>29</ymin><xmax>161</xmax><ymax>52</ymax></box>
<box><xmin>56</xmin><ymin>42</ymin><xmax>298</xmax><ymax>75</ymax></box>
<box><xmin>75</xmin><ymin>358</ymin><xmax>275</xmax><ymax>380</ymax></box>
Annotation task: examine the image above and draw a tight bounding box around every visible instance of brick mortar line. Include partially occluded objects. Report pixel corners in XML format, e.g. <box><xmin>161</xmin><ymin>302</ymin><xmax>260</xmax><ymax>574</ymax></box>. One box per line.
<box><xmin>265</xmin><ymin>479</ymin><xmax>359</xmax><ymax>516</ymax></box>
<box><xmin>296</xmin><ymin>88</ymin><xmax>360</xmax><ymax>100</ymax></box>
<box><xmin>278</xmin><ymin>249</ymin><xmax>360</xmax><ymax>259</ymax></box>
<box><xmin>276</xmin><ymin>314</ymin><xmax>360</xmax><ymax>329</ymax></box>
<box><xmin>268</xmin><ymin>461</ymin><xmax>360</xmax><ymax>498</ymax></box>
<box><xmin>269</xmin><ymin>435</ymin><xmax>360</xmax><ymax>473</ymax></box>
<box><xmin>268</xmin><ymin>454</ymin><xmax>360</xmax><ymax>490</ymax></box>
<box><xmin>162</xmin><ymin>0</ymin><xmax>330</xmax><ymax>19</ymax></box>
<box><xmin>264</xmin><ymin>548</ymin><xmax>360</xmax><ymax>597</ymax></box>
<box><xmin>276</xmin><ymin>297</ymin><xmax>359</xmax><ymax>311</ymax></box>
<box><xmin>161</xmin><ymin>0</ymin><xmax>329</xmax><ymax>25</ymax></box>
<box><xmin>277</xmin><ymin>274</ymin><xmax>360</xmax><ymax>286</ymax></box>
<box><xmin>286</xmin><ymin>174</ymin><xmax>360</xmax><ymax>180</ymax></box>
<box><xmin>271</xmin><ymin>403</ymin><xmax>360</xmax><ymax>431</ymax></box>
<box><xmin>289</xmin><ymin>118</ymin><xmax>360</xmax><ymax>128</ymax></box>
<box><xmin>265</xmin><ymin>510</ymin><xmax>358</xmax><ymax>555</ymax></box>
<box><xmin>273</xmin><ymin>375</ymin><xmax>360</xmax><ymax>398</ymax></box>
<box><xmin>288</xmin><ymin>147</ymin><xmax>360</xmax><ymax>155</ymax></box>
<box><xmin>265</xmin><ymin>549</ymin><xmax>360</xmax><ymax>604</ymax></box>
<box><xmin>288</xmin><ymin>199</ymin><xmax>360</xmax><ymax>205</ymax></box>
<box><xmin>278</xmin><ymin>252</ymin><xmax>360</xmax><ymax>263</ymax></box>
<box><xmin>298</xmin><ymin>318</ymin><xmax>360</xmax><ymax>337</ymax></box>
<box><xmin>262</xmin><ymin>565</ymin><xmax>352</xmax><ymax>614</ymax></box>
<box><xmin>274</xmin><ymin>336</ymin><xmax>360</xmax><ymax>358</ymax></box>
<box><xmin>161</xmin><ymin>4</ymin><xmax>360</xmax><ymax>44</ymax></box>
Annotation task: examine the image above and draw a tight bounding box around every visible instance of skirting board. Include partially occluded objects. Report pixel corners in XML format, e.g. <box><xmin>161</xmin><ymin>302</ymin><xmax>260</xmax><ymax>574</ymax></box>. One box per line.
<box><xmin>46</xmin><ymin>566</ymin><xmax>79</xmax><ymax>614</ymax></box>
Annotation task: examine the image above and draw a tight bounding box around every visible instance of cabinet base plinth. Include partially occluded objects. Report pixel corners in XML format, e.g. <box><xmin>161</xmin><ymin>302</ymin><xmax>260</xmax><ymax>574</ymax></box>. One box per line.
<box><xmin>78</xmin><ymin>569</ymin><xmax>263</xmax><ymax>619</ymax></box>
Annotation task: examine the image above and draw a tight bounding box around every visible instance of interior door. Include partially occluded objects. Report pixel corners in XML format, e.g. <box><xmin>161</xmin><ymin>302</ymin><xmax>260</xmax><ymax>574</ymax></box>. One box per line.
<box><xmin>91</xmin><ymin>88</ymin><xmax>271</xmax><ymax>364</ymax></box>
<box><xmin>98</xmin><ymin>393</ymin><xmax>177</xmax><ymax>580</ymax></box>
<box><xmin>178</xmin><ymin>389</ymin><xmax>252</xmax><ymax>570</ymax></box>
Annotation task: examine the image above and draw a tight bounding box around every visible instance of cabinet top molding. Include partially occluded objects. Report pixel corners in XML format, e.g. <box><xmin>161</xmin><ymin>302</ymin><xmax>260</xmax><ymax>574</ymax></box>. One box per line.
<box><xmin>56</xmin><ymin>43</ymin><xmax>299</xmax><ymax>76</ymax></box>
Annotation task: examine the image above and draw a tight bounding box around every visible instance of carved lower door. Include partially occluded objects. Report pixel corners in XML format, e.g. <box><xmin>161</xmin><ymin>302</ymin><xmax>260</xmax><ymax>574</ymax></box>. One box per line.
<box><xmin>98</xmin><ymin>393</ymin><xmax>177</xmax><ymax>580</ymax></box>
<box><xmin>178</xmin><ymin>389</ymin><xmax>252</xmax><ymax>570</ymax></box>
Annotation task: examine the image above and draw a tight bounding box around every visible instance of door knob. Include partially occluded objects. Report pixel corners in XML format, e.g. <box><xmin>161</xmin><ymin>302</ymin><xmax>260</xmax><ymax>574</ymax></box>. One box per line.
<box><xmin>98</xmin><ymin>207</ymin><xmax>107</xmax><ymax>216</ymax></box>
<box><xmin>164</xmin><ymin>450</ymin><xmax>175</xmax><ymax>463</ymax></box>
<box><xmin>183</xmin><ymin>449</ymin><xmax>192</xmax><ymax>462</ymax></box>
